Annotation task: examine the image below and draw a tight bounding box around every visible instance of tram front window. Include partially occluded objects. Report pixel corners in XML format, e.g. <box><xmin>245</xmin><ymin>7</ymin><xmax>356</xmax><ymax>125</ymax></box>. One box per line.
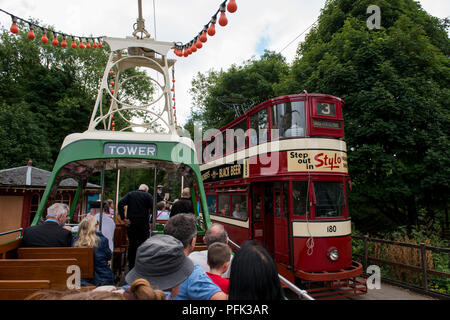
<box><xmin>292</xmin><ymin>181</ymin><xmax>308</xmax><ymax>216</ymax></box>
<box><xmin>314</xmin><ymin>182</ymin><xmax>344</xmax><ymax>218</ymax></box>
<box><xmin>272</xmin><ymin>101</ymin><xmax>306</xmax><ymax>138</ymax></box>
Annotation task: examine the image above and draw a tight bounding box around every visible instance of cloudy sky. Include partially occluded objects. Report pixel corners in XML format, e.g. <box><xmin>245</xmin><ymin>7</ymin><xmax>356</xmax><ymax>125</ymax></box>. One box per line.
<box><xmin>0</xmin><ymin>0</ymin><xmax>448</xmax><ymax>126</ymax></box>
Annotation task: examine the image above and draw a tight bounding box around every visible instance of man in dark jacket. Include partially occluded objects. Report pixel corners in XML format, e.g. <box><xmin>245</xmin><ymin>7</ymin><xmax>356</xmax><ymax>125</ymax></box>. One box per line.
<box><xmin>21</xmin><ymin>203</ymin><xmax>72</xmax><ymax>247</ymax></box>
<box><xmin>118</xmin><ymin>184</ymin><xmax>154</xmax><ymax>270</ymax></box>
<box><xmin>170</xmin><ymin>187</ymin><xmax>194</xmax><ymax>218</ymax></box>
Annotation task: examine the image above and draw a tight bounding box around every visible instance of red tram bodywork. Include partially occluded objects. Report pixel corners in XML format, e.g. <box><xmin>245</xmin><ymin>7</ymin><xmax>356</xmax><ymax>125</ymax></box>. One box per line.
<box><xmin>198</xmin><ymin>93</ymin><xmax>366</xmax><ymax>298</ymax></box>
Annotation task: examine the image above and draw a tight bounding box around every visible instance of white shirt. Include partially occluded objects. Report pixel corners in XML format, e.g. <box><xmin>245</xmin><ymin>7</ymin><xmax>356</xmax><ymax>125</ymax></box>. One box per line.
<box><xmin>95</xmin><ymin>213</ymin><xmax>116</xmax><ymax>252</ymax></box>
<box><xmin>188</xmin><ymin>249</ymin><xmax>233</xmax><ymax>278</ymax></box>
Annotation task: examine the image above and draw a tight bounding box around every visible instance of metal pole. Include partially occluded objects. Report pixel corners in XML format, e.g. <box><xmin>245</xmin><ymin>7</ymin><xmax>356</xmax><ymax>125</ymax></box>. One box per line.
<box><xmin>363</xmin><ymin>235</ymin><xmax>369</xmax><ymax>272</ymax></box>
<box><xmin>99</xmin><ymin>163</ymin><xmax>105</xmax><ymax>232</ymax></box>
<box><xmin>115</xmin><ymin>168</ymin><xmax>121</xmax><ymax>222</ymax></box>
<box><xmin>152</xmin><ymin>168</ymin><xmax>157</xmax><ymax>232</ymax></box>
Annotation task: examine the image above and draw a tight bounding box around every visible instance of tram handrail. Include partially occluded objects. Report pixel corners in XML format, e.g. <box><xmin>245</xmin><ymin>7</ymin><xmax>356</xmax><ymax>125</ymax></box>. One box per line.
<box><xmin>0</xmin><ymin>228</ymin><xmax>23</xmax><ymax>238</ymax></box>
<box><xmin>227</xmin><ymin>237</ymin><xmax>315</xmax><ymax>300</ymax></box>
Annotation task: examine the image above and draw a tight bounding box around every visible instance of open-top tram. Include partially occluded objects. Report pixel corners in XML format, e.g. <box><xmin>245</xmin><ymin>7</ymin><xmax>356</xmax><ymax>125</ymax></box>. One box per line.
<box><xmin>199</xmin><ymin>92</ymin><xmax>367</xmax><ymax>299</ymax></box>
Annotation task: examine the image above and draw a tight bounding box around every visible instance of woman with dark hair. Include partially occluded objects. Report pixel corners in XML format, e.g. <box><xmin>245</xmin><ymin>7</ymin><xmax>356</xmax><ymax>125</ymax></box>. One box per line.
<box><xmin>229</xmin><ymin>240</ymin><xmax>285</xmax><ymax>300</ymax></box>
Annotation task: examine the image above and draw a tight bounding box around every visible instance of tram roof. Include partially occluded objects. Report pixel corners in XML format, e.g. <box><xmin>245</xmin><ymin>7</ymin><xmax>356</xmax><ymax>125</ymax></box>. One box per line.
<box><xmin>61</xmin><ymin>130</ymin><xmax>196</xmax><ymax>151</ymax></box>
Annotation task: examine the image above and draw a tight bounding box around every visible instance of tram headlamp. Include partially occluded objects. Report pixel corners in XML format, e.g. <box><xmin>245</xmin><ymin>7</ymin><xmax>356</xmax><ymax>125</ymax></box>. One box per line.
<box><xmin>327</xmin><ymin>248</ymin><xmax>339</xmax><ymax>261</ymax></box>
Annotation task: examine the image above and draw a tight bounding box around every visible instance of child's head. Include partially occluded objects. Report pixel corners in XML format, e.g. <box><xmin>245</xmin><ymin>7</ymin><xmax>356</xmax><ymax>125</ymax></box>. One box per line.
<box><xmin>207</xmin><ymin>242</ymin><xmax>231</xmax><ymax>271</ymax></box>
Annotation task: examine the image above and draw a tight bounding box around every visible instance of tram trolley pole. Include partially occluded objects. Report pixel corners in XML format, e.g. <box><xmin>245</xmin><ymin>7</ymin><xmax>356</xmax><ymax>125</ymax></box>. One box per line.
<box><xmin>151</xmin><ymin>167</ymin><xmax>157</xmax><ymax>233</ymax></box>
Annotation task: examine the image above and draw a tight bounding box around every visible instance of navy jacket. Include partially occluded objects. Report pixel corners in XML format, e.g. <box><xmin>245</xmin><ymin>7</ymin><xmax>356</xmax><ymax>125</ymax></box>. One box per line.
<box><xmin>118</xmin><ymin>190</ymin><xmax>153</xmax><ymax>224</ymax></box>
<box><xmin>73</xmin><ymin>232</ymin><xmax>114</xmax><ymax>286</ymax></box>
<box><xmin>21</xmin><ymin>220</ymin><xmax>73</xmax><ymax>247</ymax></box>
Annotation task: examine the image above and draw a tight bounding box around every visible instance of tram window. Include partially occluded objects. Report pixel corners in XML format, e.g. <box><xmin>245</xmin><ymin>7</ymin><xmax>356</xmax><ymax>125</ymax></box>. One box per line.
<box><xmin>29</xmin><ymin>193</ymin><xmax>41</xmax><ymax>225</ymax></box>
<box><xmin>253</xmin><ymin>194</ymin><xmax>262</xmax><ymax>221</ymax></box>
<box><xmin>292</xmin><ymin>181</ymin><xmax>308</xmax><ymax>216</ymax></box>
<box><xmin>207</xmin><ymin>195</ymin><xmax>217</xmax><ymax>214</ymax></box>
<box><xmin>231</xmin><ymin>121</ymin><xmax>246</xmax><ymax>151</ymax></box>
<box><xmin>345</xmin><ymin>181</ymin><xmax>351</xmax><ymax>217</ymax></box>
<box><xmin>314</xmin><ymin>182</ymin><xmax>344</xmax><ymax>218</ymax></box>
<box><xmin>272</xmin><ymin>101</ymin><xmax>305</xmax><ymax>138</ymax></box>
<box><xmin>231</xmin><ymin>195</ymin><xmax>247</xmax><ymax>219</ymax></box>
<box><xmin>218</xmin><ymin>195</ymin><xmax>230</xmax><ymax>216</ymax></box>
<box><xmin>282</xmin><ymin>182</ymin><xmax>289</xmax><ymax>218</ymax></box>
<box><xmin>274</xmin><ymin>183</ymin><xmax>281</xmax><ymax>217</ymax></box>
<box><xmin>250</xmin><ymin>108</ymin><xmax>269</xmax><ymax>146</ymax></box>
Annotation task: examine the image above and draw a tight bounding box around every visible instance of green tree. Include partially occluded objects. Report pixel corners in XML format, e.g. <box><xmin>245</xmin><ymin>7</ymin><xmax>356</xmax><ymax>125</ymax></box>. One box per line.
<box><xmin>280</xmin><ymin>0</ymin><xmax>449</xmax><ymax>233</ymax></box>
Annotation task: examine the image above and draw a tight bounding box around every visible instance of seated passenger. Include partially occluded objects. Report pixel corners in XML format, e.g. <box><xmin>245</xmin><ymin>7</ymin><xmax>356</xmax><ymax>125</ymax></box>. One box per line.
<box><xmin>189</xmin><ymin>223</ymin><xmax>233</xmax><ymax>278</ymax></box>
<box><xmin>170</xmin><ymin>188</ymin><xmax>194</xmax><ymax>217</ymax></box>
<box><xmin>73</xmin><ymin>216</ymin><xmax>114</xmax><ymax>287</ymax></box>
<box><xmin>21</xmin><ymin>203</ymin><xmax>73</xmax><ymax>248</ymax></box>
<box><xmin>229</xmin><ymin>240</ymin><xmax>285</xmax><ymax>300</ymax></box>
<box><xmin>125</xmin><ymin>234</ymin><xmax>194</xmax><ymax>300</ymax></box>
<box><xmin>156</xmin><ymin>201</ymin><xmax>170</xmax><ymax>221</ymax></box>
<box><xmin>206</xmin><ymin>242</ymin><xmax>231</xmax><ymax>294</ymax></box>
<box><xmin>95</xmin><ymin>201</ymin><xmax>116</xmax><ymax>252</ymax></box>
<box><xmin>220</xmin><ymin>204</ymin><xmax>230</xmax><ymax>216</ymax></box>
<box><xmin>164</xmin><ymin>214</ymin><xmax>228</xmax><ymax>300</ymax></box>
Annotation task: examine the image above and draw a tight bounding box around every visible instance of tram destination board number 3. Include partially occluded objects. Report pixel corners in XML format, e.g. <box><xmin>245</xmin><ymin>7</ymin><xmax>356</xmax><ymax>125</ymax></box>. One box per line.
<box><xmin>104</xmin><ymin>143</ymin><xmax>157</xmax><ymax>156</ymax></box>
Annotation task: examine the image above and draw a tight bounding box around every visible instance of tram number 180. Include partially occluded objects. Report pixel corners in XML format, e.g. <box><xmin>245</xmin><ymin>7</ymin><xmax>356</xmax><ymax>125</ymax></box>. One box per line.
<box><xmin>327</xmin><ymin>225</ymin><xmax>337</xmax><ymax>233</ymax></box>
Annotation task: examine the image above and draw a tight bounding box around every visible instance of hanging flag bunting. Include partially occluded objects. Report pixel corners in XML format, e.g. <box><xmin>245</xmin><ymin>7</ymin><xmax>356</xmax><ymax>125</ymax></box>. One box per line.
<box><xmin>172</xmin><ymin>0</ymin><xmax>237</xmax><ymax>58</ymax></box>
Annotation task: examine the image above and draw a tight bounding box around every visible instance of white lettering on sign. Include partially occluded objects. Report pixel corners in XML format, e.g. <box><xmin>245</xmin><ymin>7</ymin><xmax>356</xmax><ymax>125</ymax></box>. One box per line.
<box><xmin>104</xmin><ymin>143</ymin><xmax>157</xmax><ymax>156</ymax></box>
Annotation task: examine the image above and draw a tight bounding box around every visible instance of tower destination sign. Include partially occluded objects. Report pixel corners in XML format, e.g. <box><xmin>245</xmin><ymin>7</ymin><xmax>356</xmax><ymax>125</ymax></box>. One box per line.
<box><xmin>104</xmin><ymin>143</ymin><xmax>157</xmax><ymax>156</ymax></box>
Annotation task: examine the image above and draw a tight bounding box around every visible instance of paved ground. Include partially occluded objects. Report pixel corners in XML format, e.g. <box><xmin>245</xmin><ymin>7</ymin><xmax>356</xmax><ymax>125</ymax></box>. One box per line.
<box><xmin>350</xmin><ymin>280</ymin><xmax>435</xmax><ymax>300</ymax></box>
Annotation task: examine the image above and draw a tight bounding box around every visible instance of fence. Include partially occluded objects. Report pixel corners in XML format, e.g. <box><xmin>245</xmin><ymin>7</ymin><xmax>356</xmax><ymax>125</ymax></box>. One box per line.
<box><xmin>353</xmin><ymin>235</ymin><xmax>450</xmax><ymax>299</ymax></box>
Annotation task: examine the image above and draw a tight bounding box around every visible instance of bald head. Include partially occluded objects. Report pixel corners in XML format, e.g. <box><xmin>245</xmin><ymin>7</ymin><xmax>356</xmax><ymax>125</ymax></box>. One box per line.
<box><xmin>181</xmin><ymin>187</ymin><xmax>190</xmax><ymax>198</ymax></box>
<box><xmin>205</xmin><ymin>223</ymin><xmax>228</xmax><ymax>248</ymax></box>
<box><xmin>139</xmin><ymin>184</ymin><xmax>149</xmax><ymax>192</ymax></box>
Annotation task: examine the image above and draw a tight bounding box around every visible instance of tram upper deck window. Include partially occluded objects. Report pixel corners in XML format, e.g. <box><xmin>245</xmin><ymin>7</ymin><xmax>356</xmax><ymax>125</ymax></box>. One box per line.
<box><xmin>314</xmin><ymin>182</ymin><xmax>344</xmax><ymax>218</ymax></box>
<box><xmin>271</xmin><ymin>101</ymin><xmax>305</xmax><ymax>139</ymax></box>
<box><xmin>228</xmin><ymin>120</ymin><xmax>247</xmax><ymax>152</ymax></box>
<box><xmin>249</xmin><ymin>108</ymin><xmax>269</xmax><ymax>146</ymax></box>
<box><xmin>231</xmin><ymin>195</ymin><xmax>247</xmax><ymax>219</ymax></box>
<box><xmin>292</xmin><ymin>181</ymin><xmax>308</xmax><ymax>216</ymax></box>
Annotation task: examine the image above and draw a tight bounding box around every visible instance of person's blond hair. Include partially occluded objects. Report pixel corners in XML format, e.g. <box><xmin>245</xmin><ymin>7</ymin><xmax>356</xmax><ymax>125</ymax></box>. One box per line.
<box><xmin>73</xmin><ymin>216</ymin><xmax>99</xmax><ymax>247</ymax></box>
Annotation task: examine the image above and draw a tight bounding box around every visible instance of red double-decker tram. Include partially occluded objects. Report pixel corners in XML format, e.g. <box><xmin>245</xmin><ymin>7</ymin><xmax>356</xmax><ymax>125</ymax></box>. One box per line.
<box><xmin>198</xmin><ymin>92</ymin><xmax>367</xmax><ymax>299</ymax></box>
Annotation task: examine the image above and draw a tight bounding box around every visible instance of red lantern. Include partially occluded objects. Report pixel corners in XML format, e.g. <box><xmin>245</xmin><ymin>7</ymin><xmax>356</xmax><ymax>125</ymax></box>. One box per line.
<box><xmin>98</xmin><ymin>41</ymin><xmax>103</xmax><ymax>48</ymax></box>
<box><xmin>109</xmin><ymin>70</ymin><xmax>114</xmax><ymax>76</ymax></box>
<box><xmin>191</xmin><ymin>45</ymin><xmax>197</xmax><ymax>53</ymax></box>
<box><xmin>79</xmin><ymin>40</ymin><xmax>85</xmax><ymax>49</ymax></box>
<box><xmin>10</xmin><ymin>22</ymin><xmax>19</xmax><ymax>34</ymax></box>
<box><xmin>172</xmin><ymin>79</ymin><xmax>176</xmax><ymax>83</ymax></box>
<box><xmin>227</xmin><ymin>0</ymin><xmax>237</xmax><ymax>13</ymax></box>
<box><xmin>186</xmin><ymin>47</ymin><xmax>192</xmax><ymax>55</ymax></box>
<box><xmin>196</xmin><ymin>39</ymin><xmax>203</xmax><ymax>49</ymax></box>
<box><xmin>71</xmin><ymin>40</ymin><xmax>77</xmax><ymax>49</ymax></box>
<box><xmin>27</xmin><ymin>29</ymin><xmax>35</xmax><ymax>40</ymax></box>
<box><xmin>200</xmin><ymin>32</ymin><xmax>207</xmax><ymax>43</ymax></box>
<box><xmin>61</xmin><ymin>38</ymin><xmax>67</xmax><ymax>48</ymax></box>
<box><xmin>86</xmin><ymin>42</ymin><xmax>91</xmax><ymax>49</ymax></box>
<box><xmin>110</xmin><ymin>81</ymin><xmax>114</xmax><ymax>86</ymax></box>
<box><xmin>219</xmin><ymin>11</ymin><xmax>228</xmax><ymax>26</ymax></box>
<box><xmin>41</xmin><ymin>33</ymin><xmax>49</xmax><ymax>44</ymax></box>
<box><xmin>93</xmin><ymin>41</ymin><xmax>98</xmax><ymax>48</ymax></box>
<box><xmin>52</xmin><ymin>36</ymin><xmax>59</xmax><ymax>46</ymax></box>
<box><xmin>208</xmin><ymin>23</ymin><xmax>216</xmax><ymax>36</ymax></box>
<box><xmin>111</xmin><ymin>89</ymin><xmax>115</xmax><ymax>94</ymax></box>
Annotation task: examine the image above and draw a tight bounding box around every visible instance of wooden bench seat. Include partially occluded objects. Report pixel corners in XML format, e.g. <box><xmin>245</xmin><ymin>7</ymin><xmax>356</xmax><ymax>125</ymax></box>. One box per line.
<box><xmin>0</xmin><ymin>280</ymin><xmax>50</xmax><ymax>300</ymax></box>
<box><xmin>0</xmin><ymin>258</ymin><xmax>78</xmax><ymax>290</ymax></box>
<box><xmin>18</xmin><ymin>247</ymin><xmax>94</xmax><ymax>278</ymax></box>
<box><xmin>0</xmin><ymin>239</ymin><xmax>21</xmax><ymax>259</ymax></box>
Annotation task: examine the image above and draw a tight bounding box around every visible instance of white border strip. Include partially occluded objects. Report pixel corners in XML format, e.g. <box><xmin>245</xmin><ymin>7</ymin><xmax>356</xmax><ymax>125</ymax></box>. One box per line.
<box><xmin>292</xmin><ymin>220</ymin><xmax>351</xmax><ymax>238</ymax></box>
<box><xmin>200</xmin><ymin>138</ymin><xmax>347</xmax><ymax>170</ymax></box>
<box><xmin>210</xmin><ymin>214</ymin><xmax>249</xmax><ymax>229</ymax></box>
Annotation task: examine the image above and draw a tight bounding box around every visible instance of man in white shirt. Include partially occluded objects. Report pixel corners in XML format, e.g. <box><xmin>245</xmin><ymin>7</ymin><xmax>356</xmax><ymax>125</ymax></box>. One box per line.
<box><xmin>188</xmin><ymin>223</ymin><xmax>233</xmax><ymax>278</ymax></box>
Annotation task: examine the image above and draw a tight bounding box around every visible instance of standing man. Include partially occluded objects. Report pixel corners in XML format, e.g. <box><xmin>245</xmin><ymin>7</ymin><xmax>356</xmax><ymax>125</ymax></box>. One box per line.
<box><xmin>118</xmin><ymin>184</ymin><xmax>154</xmax><ymax>270</ymax></box>
<box><xmin>170</xmin><ymin>187</ymin><xmax>194</xmax><ymax>217</ymax></box>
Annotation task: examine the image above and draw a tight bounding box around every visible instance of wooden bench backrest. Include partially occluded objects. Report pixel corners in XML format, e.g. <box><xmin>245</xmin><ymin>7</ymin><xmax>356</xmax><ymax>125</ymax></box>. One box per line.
<box><xmin>17</xmin><ymin>247</ymin><xmax>94</xmax><ymax>278</ymax></box>
<box><xmin>0</xmin><ymin>258</ymin><xmax>78</xmax><ymax>290</ymax></box>
<box><xmin>0</xmin><ymin>280</ymin><xmax>50</xmax><ymax>300</ymax></box>
<box><xmin>113</xmin><ymin>224</ymin><xmax>128</xmax><ymax>249</ymax></box>
<box><xmin>0</xmin><ymin>239</ymin><xmax>21</xmax><ymax>259</ymax></box>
